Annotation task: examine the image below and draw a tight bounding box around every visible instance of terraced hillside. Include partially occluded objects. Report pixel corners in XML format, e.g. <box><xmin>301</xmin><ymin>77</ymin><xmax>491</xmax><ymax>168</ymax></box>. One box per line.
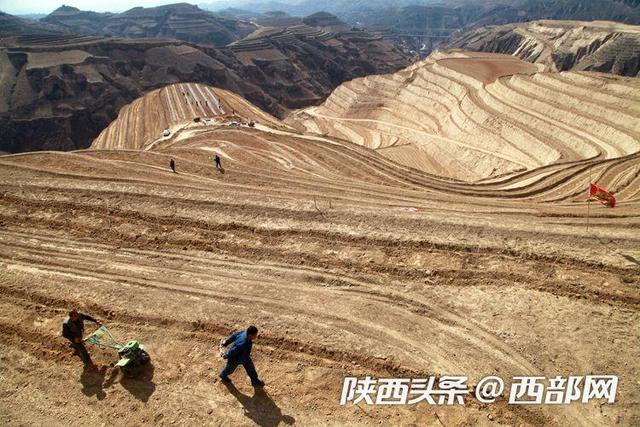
<box><xmin>0</xmin><ymin>83</ymin><xmax>638</xmax><ymax>425</ymax></box>
<box><xmin>227</xmin><ymin>19</ymin><xmax>406</xmax><ymax>75</ymax></box>
<box><xmin>447</xmin><ymin>20</ymin><xmax>640</xmax><ymax>77</ymax></box>
<box><xmin>228</xmin><ymin>24</ymin><xmax>338</xmax><ymax>66</ymax></box>
<box><xmin>92</xmin><ymin>83</ymin><xmax>283</xmax><ymax>150</ymax></box>
<box><xmin>289</xmin><ymin>51</ymin><xmax>640</xmax><ymax>181</ymax></box>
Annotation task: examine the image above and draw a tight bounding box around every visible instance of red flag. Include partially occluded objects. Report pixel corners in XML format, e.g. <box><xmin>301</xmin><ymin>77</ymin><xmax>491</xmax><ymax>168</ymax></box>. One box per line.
<box><xmin>587</xmin><ymin>183</ymin><xmax>616</xmax><ymax>208</ymax></box>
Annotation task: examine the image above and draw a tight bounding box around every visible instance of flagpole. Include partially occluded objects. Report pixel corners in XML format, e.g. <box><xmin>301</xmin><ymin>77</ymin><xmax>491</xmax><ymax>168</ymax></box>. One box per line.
<box><xmin>587</xmin><ymin>196</ymin><xmax>591</xmax><ymax>232</ymax></box>
<box><xmin>587</xmin><ymin>166</ymin><xmax>592</xmax><ymax>232</ymax></box>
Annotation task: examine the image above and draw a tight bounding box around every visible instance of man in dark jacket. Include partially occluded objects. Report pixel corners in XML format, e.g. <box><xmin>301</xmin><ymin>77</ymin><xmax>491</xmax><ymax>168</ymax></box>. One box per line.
<box><xmin>62</xmin><ymin>309</ymin><xmax>100</xmax><ymax>365</ymax></box>
<box><xmin>214</xmin><ymin>154</ymin><xmax>222</xmax><ymax>171</ymax></box>
<box><xmin>170</xmin><ymin>158</ymin><xmax>176</xmax><ymax>173</ymax></box>
<box><xmin>219</xmin><ymin>325</ymin><xmax>264</xmax><ymax>386</ymax></box>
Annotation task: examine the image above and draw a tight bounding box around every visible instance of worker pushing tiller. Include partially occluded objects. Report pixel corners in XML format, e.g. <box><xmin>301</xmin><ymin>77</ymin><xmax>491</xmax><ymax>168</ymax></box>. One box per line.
<box><xmin>62</xmin><ymin>309</ymin><xmax>101</xmax><ymax>365</ymax></box>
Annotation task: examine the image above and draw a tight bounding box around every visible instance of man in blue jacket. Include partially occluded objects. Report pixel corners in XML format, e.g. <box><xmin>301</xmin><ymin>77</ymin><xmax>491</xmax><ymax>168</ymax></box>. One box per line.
<box><xmin>219</xmin><ymin>325</ymin><xmax>265</xmax><ymax>387</ymax></box>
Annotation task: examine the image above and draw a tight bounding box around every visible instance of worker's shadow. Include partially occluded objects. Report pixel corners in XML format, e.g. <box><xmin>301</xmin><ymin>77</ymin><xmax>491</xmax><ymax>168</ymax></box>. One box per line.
<box><xmin>224</xmin><ymin>383</ymin><xmax>295</xmax><ymax>427</ymax></box>
<box><xmin>120</xmin><ymin>363</ymin><xmax>156</xmax><ymax>403</ymax></box>
<box><xmin>80</xmin><ymin>364</ymin><xmax>110</xmax><ymax>401</ymax></box>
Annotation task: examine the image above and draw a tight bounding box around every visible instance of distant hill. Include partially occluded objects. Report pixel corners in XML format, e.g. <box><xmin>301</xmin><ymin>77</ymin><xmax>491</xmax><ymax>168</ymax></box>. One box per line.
<box><xmin>40</xmin><ymin>3</ymin><xmax>256</xmax><ymax>46</ymax></box>
<box><xmin>216</xmin><ymin>9</ymin><xmax>310</xmax><ymax>27</ymax></box>
<box><xmin>507</xmin><ymin>0</ymin><xmax>640</xmax><ymax>24</ymax></box>
<box><xmin>204</xmin><ymin>0</ymin><xmax>640</xmax><ymax>24</ymax></box>
<box><xmin>203</xmin><ymin>0</ymin><xmax>444</xmax><ymax>18</ymax></box>
<box><xmin>302</xmin><ymin>12</ymin><xmax>350</xmax><ymax>31</ymax></box>
<box><xmin>15</xmin><ymin>14</ymin><xmax>48</xmax><ymax>21</ymax></box>
<box><xmin>214</xmin><ymin>0</ymin><xmax>640</xmax><ymax>58</ymax></box>
<box><xmin>0</xmin><ymin>12</ymin><xmax>67</xmax><ymax>37</ymax></box>
<box><xmin>0</xmin><ymin>12</ymin><xmax>409</xmax><ymax>153</ymax></box>
<box><xmin>447</xmin><ymin>20</ymin><xmax>640</xmax><ymax>77</ymax></box>
<box><xmin>39</xmin><ymin>6</ymin><xmax>113</xmax><ymax>36</ymax></box>
<box><xmin>256</xmin><ymin>11</ymin><xmax>303</xmax><ymax>27</ymax></box>
<box><xmin>216</xmin><ymin>8</ymin><xmax>264</xmax><ymax>21</ymax></box>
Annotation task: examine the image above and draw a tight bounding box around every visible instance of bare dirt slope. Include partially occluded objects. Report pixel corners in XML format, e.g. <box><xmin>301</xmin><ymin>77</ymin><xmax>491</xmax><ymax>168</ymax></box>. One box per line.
<box><xmin>0</xmin><ymin>82</ymin><xmax>639</xmax><ymax>426</ymax></box>
<box><xmin>288</xmin><ymin>51</ymin><xmax>640</xmax><ymax>181</ymax></box>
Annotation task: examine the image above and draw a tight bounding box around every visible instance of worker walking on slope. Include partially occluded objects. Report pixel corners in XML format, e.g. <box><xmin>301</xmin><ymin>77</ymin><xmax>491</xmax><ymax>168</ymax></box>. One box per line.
<box><xmin>62</xmin><ymin>309</ymin><xmax>101</xmax><ymax>365</ymax></box>
<box><xmin>214</xmin><ymin>153</ymin><xmax>222</xmax><ymax>171</ymax></box>
<box><xmin>170</xmin><ymin>158</ymin><xmax>176</xmax><ymax>173</ymax></box>
<box><xmin>219</xmin><ymin>325</ymin><xmax>265</xmax><ymax>387</ymax></box>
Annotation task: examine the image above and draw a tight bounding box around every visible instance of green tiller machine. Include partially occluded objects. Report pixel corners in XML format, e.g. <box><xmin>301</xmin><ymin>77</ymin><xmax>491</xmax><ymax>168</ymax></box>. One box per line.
<box><xmin>83</xmin><ymin>326</ymin><xmax>151</xmax><ymax>377</ymax></box>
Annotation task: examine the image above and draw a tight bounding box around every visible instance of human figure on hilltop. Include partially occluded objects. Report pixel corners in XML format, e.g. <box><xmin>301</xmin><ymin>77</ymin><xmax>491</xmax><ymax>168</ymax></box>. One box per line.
<box><xmin>214</xmin><ymin>154</ymin><xmax>222</xmax><ymax>171</ymax></box>
<box><xmin>170</xmin><ymin>158</ymin><xmax>176</xmax><ymax>173</ymax></box>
